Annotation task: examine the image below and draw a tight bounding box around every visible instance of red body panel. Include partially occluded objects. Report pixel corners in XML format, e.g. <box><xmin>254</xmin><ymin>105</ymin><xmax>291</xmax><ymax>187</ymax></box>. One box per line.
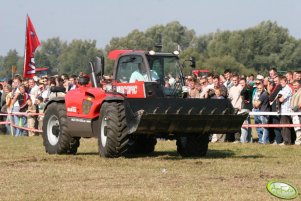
<box><xmin>65</xmin><ymin>86</ymin><xmax>121</xmax><ymax>119</ymax></box>
<box><xmin>114</xmin><ymin>81</ymin><xmax>146</xmax><ymax>98</ymax></box>
<box><xmin>108</xmin><ymin>50</ymin><xmax>132</xmax><ymax>60</ymax></box>
<box><xmin>108</xmin><ymin>49</ymin><xmax>144</xmax><ymax>60</ymax></box>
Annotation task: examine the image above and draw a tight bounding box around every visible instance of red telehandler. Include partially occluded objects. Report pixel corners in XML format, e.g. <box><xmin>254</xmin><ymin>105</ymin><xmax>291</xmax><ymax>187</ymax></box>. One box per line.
<box><xmin>42</xmin><ymin>50</ymin><xmax>248</xmax><ymax>157</ymax></box>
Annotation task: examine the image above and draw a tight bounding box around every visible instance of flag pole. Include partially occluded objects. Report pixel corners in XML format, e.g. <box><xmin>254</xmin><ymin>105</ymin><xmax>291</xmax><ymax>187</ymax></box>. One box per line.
<box><xmin>22</xmin><ymin>14</ymin><xmax>28</xmax><ymax>80</ymax></box>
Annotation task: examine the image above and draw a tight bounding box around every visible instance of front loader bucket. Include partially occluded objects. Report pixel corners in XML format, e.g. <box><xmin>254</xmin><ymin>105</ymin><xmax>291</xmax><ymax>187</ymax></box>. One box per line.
<box><xmin>124</xmin><ymin>98</ymin><xmax>248</xmax><ymax>136</ymax></box>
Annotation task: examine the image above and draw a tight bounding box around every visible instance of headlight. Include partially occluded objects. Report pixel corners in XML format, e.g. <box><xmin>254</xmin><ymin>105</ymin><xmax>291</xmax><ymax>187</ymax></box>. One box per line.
<box><xmin>148</xmin><ymin>50</ymin><xmax>155</xmax><ymax>55</ymax></box>
<box><xmin>173</xmin><ymin>50</ymin><xmax>180</xmax><ymax>55</ymax></box>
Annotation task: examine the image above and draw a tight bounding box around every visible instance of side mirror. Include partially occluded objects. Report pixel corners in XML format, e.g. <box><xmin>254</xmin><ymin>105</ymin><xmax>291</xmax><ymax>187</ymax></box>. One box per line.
<box><xmin>90</xmin><ymin>56</ymin><xmax>105</xmax><ymax>88</ymax></box>
<box><xmin>189</xmin><ymin>57</ymin><xmax>196</xmax><ymax>68</ymax></box>
<box><xmin>182</xmin><ymin>56</ymin><xmax>196</xmax><ymax>68</ymax></box>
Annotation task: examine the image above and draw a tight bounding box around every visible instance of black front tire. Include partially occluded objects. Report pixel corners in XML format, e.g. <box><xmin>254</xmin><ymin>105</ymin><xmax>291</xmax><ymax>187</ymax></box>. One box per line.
<box><xmin>98</xmin><ymin>102</ymin><xmax>129</xmax><ymax>158</ymax></box>
<box><xmin>176</xmin><ymin>134</ymin><xmax>209</xmax><ymax>157</ymax></box>
<box><xmin>42</xmin><ymin>102</ymin><xmax>80</xmax><ymax>154</ymax></box>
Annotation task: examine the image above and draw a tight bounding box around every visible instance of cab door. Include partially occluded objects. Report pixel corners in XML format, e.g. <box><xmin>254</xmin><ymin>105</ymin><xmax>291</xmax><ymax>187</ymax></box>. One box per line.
<box><xmin>114</xmin><ymin>55</ymin><xmax>150</xmax><ymax>83</ymax></box>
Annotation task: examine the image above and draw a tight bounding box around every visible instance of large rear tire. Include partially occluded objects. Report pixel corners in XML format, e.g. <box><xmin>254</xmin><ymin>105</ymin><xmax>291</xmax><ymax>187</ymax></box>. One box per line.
<box><xmin>98</xmin><ymin>102</ymin><xmax>129</xmax><ymax>158</ymax></box>
<box><xmin>176</xmin><ymin>134</ymin><xmax>209</xmax><ymax>157</ymax></box>
<box><xmin>42</xmin><ymin>102</ymin><xmax>80</xmax><ymax>154</ymax></box>
<box><xmin>128</xmin><ymin>136</ymin><xmax>157</xmax><ymax>155</ymax></box>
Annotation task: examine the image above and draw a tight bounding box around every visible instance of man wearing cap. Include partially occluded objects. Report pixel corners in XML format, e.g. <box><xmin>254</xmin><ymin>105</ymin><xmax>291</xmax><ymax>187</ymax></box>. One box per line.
<box><xmin>256</xmin><ymin>74</ymin><xmax>264</xmax><ymax>81</ymax></box>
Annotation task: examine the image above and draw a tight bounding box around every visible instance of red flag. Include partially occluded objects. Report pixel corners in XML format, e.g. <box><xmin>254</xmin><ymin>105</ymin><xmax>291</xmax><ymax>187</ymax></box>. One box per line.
<box><xmin>23</xmin><ymin>15</ymin><xmax>40</xmax><ymax>78</ymax></box>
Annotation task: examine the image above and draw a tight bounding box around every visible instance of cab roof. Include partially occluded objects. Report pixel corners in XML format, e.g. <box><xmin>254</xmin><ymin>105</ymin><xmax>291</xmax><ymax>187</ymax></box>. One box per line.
<box><xmin>108</xmin><ymin>49</ymin><xmax>178</xmax><ymax>60</ymax></box>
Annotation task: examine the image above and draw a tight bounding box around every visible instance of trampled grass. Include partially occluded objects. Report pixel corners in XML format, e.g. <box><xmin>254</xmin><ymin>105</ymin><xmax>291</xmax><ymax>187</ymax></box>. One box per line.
<box><xmin>0</xmin><ymin>135</ymin><xmax>301</xmax><ymax>201</ymax></box>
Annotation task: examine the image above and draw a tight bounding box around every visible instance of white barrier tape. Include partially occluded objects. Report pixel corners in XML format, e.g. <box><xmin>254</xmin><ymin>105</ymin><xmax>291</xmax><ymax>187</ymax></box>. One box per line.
<box><xmin>242</xmin><ymin>124</ymin><xmax>301</xmax><ymax>128</ymax></box>
<box><xmin>249</xmin><ymin>112</ymin><xmax>301</xmax><ymax>116</ymax></box>
<box><xmin>0</xmin><ymin>120</ymin><xmax>43</xmax><ymax>132</ymax></box>
<box><xmin>10</xmin><ymin>123</ymin><xmax>43</xmax><ymax>133</ymax></box>
<box><xmin>0</xmin><ymin>121</ymin><xmax>11</xmax><ymax>125</ymax></box>
<box><xmin>12</xmin><ymin>112</ymin><xmax>44</xmax><ymax>117</ymax></box>
<box><xmin>0</xmin><ymin>112</ymin><xmax>44</xmax><ymax>117</ymax></box>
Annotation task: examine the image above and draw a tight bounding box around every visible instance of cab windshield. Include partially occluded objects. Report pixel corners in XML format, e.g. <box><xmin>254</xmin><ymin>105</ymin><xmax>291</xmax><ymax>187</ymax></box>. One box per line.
<box><xmin>146</xmin><ymin>55</ymin><xmax>182</xmax><ymax>88</ymax></box>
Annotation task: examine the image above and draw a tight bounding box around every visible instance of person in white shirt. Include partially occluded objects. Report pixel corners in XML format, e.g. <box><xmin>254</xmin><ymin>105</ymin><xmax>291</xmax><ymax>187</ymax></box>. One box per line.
<box><xmin>223</xmin><ymin>69</ymin><xmax>233</xmax><ymax>90</ymax></box>
<box><xmin>278</xmin><ymin>76</ymin><xmax>294</xmax><ymax>145</ymax></box>
<box><xmin>129</xmin><ymin>63</ymin><xmax>147</xmax><ymax>83</ymax></box>
<box><xmin>68</xmin><ymin>75</ymin><xmax>77</xmax><ymax>91</ymax></box>
<box><xmin>228</xmin><ymin>75</ymin><xmax>243</xmax><ymax>110</ymax></box>
<box><xmin>168</xmin><ymin>73</ymin><xmax>176</xmax><ymax>87</ymax></box>
<box><xmin>37</xmin><ymin>82</ymin><xmax>50</xmax><ymax>102</ymax></box>
<box><xmin>129</xmin><ymin>63</ymin><xmax>159</xmax><ymax>83</ymax></box>
<box><xmin>28</xmin><ymin>78</ymin><xmax>39</xmax><ymax>104</ymax></box>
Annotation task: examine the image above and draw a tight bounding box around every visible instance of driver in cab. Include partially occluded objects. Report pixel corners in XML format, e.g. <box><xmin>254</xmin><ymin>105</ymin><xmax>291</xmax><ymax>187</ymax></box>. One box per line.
<box><xmin>129</xmin><ymin>63</ymin><xmax>159</xmax><ymax>83</ymax></box>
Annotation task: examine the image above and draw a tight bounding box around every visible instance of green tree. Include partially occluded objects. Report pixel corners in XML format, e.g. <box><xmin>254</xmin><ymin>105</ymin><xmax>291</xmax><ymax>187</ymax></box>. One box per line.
<box><xmin>106</xmin><ymin>29</ymin><xmax>153</xmax><ymax>52</ymax></box>
<box><xmin>35</xmin><ymin>51</ymin><xmax>51</xmax><ymax>69</ymax></box>
<box><xmin>36</xmin><ymin>37</ymin><xmax>67</xmax><ymax>74</ymax></box>
<box><xmin>1</xmin><ymin>49</ymin><xmax>20</xmax><ymax>79</ymax></box>
<box><xmin>160</xmin><ymin>21</ymin><xmax>195</xmax><ymax>52</ymax></box>
<box><xmin>290</xmin><ymin>40</ymin><xmax>301</xmax><ymax>69</ymax></box>
<box><xmin>200</xmin><ymin>20</ymin><xmax>298</xmax><ymax>73</ymax></box>
<box><xmin>3</xmin><ymin>20</ymin><xmax>301</xmax><ymax>79</ymax></box>
<box><xmin>203</xmin><ymin>56</ymin><xmax>253</xmax><ymax>75</ymax></box>
<box><xmin>0</xmin><ymin>56</ymin><xmax>4</xmax><ymax>72</ymax></box>
<box><xmin>58</xmin><ymin>40</ymin><xmax>101</xmax><ymax>75</ymax></box>
<box><xmin>106</xmin><ymin>21</ymin><xmax>196</xmax><ymax>53</ymax></box>
<box><xmin>192</xmin><ymin>33</ymin><xmax>214</xmax><ymax>61</ymax></box>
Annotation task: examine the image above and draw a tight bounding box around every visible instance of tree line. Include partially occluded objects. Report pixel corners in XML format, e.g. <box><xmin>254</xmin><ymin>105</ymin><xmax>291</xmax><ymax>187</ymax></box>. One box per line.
<box><xmin>1</xmin><ymin>20</ymin><xmax>300</xmax><ymax>79</ymax></box>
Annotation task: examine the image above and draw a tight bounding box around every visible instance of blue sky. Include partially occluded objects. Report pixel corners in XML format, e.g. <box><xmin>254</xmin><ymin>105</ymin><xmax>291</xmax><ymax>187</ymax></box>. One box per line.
<box><xmin>1</xmin><ymin>0</ymin><xmax>301</xmax><ymax>56</ymax></box>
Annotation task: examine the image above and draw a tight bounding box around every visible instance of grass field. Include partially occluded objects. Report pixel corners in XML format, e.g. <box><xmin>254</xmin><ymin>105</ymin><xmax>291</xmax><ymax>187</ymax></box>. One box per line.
<box><xmin>0</xmin><ymin>135</ymin><xmax>301</xmax><ymax>201</ymax></box>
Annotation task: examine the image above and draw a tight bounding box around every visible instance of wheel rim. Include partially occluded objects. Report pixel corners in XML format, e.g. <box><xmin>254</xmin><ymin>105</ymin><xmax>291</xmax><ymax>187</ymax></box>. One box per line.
<box><xmin>47</xmin><ymin>115</ymin><xmax>60</xmax><ymax>146</ymax></box>
<box><xmin>101</xmin><ymin>116</ymin><xmax>108</xmax><ymax>147</ymax></box>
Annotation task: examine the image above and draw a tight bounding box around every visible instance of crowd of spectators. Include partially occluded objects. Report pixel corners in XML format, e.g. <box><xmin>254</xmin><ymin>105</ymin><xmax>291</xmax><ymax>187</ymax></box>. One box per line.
<box><xmin>0</xmin><ymin>73</ymin><xmax>79</xmax><ymax>136</ymax></box>
<box><xmin>0</xmin><ymin>69</ymin><xmax>300</xmax><ymax>147</ymax></box>
<box><xmin>181</xmin><ymin>68</ymin><xmax>301</xmax><ymax>145</ymax></box>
